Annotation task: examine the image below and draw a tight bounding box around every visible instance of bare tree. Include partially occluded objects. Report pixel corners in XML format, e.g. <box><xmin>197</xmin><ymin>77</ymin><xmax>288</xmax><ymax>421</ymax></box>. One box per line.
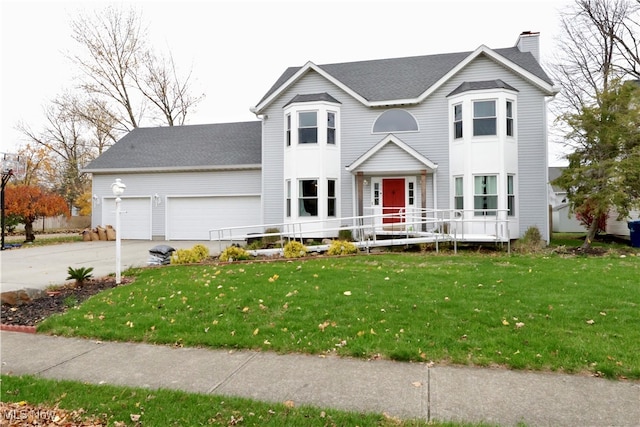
<box><xmin>135</xmin><ymin>51</ymin><xmax>205</xmax><ymax>126</ymax></box>
<box><xmin>69</xmin><ymin>5</ymin><xmax>146</xmax><ymax>132</ymax></box>
<box><xmin>17</xmin><ymin>99</ymin><xmax>94</xmax><ymax>209</ymax></box>
<box><xmin>69</xmin><ymin>5</ymin><xmax>203</xmax><ymax>130</ymax></box>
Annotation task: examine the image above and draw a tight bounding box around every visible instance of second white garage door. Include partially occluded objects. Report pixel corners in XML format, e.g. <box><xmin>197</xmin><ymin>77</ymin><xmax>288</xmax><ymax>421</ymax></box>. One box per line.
<box><xmin>166</xmin><ymin>196</ymin><xmax>261</xmax><ymax>240</ymax></box>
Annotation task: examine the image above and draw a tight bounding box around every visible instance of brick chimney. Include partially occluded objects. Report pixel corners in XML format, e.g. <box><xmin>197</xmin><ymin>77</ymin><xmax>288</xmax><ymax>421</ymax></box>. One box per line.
<box><xmin>516</xmin><ymin>31</ymin><xmax>540</xmax><ymax>62</ymax></box>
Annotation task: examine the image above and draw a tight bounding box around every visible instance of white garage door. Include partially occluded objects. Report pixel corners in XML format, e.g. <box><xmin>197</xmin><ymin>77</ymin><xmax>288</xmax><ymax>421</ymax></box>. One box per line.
<box><xmin>166</xmin><ymin>196</ymin><xmax>261</xmax><ymax>240</ymax></box>
<box><xmin>102</xmin><ymin>197</ymin><xmax>152</xmax><ymax>240</ymax></box>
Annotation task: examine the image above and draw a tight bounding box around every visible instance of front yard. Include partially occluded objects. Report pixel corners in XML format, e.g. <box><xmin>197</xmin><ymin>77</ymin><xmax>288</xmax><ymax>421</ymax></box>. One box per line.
<box><xmin>37</xmin><ymin>250</ymin><xmax>640</xmax><ymax>380</ymax></box>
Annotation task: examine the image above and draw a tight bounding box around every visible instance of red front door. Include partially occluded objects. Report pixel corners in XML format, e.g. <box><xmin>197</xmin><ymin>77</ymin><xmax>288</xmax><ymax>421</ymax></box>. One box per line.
<box><xmin>382</xmin><ymin>178</ymin><xmax>405</xmax><ymax>224</ymax></box>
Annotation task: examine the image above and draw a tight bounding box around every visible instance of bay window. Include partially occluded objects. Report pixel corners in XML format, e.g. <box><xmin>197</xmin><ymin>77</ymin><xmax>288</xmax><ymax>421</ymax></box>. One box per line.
<box><xmin>453</xmin><ymin>104</ymin><xmax>463</xmax><ymax>139</ymax></box>
<box><xmin>298</xmin><ymin>112</ymin><xmax>318</xmax><ymax>143</ymax></box>
<box><xmin>327</xmin><ymin>179</ymin><xmax>336</xmax><ymax>217</ymax></box>
<box><xmin>299</xmin><ymin>179</ymin><xmax>318</xmax><ymax>216</ymax></box>
<box><xmin>474</xmin><ymin>175</ymin><xmax>497</xmax><ymax>216</ymax></box>
<box><xmin>473</xmin><ymin>100</ymin><xmax>497</xmax><ymax>136</ymax></box>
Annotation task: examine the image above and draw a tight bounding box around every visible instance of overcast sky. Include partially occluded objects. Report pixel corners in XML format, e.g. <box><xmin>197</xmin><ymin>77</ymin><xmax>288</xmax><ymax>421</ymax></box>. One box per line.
<box><xmin>1</xmin><ymin>0</ymin><xmax>572</xmax><ymax>164</ymax></box>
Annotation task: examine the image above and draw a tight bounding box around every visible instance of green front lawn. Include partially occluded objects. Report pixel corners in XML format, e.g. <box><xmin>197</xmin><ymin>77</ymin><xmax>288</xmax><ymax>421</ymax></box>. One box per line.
<box><xmin>38</xmin><ymin>252</ymin><xmax>640</xmax><ymax>379</ymax></box>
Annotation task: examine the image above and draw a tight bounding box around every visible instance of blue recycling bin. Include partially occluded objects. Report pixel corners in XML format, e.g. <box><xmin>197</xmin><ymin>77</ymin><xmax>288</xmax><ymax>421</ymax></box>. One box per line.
<box><xmin>628</xmin><ymin>220</ymin><xmax>640</xmax><ymax>248</ymax></box>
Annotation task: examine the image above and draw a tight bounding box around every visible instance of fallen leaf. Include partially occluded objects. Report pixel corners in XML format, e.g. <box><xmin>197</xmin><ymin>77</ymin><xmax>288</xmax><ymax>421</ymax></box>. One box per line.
<box><xmin>318</xmin><ymin>321</ymin><xmax>330</xmax><ymax>332</ymax></box>
<box><xmin>412</xmin><ymin>381</ymin><xmax>422</xmax><ymax>387</ymax></box>
<box><xmin>501</xmin><ymin>319</ymin><xmax>510</xmax><ymax>326</ymax></box>
<box><xmin>586</xmin><ymin>319</ymin><xmax>595</xmax><ymax>325</ymax></box>
<box><xmin>253</xmin><ymin>328</ymin><xmax>260</xmax><ymax>335</ymax></box>
<box><xmin>130</xmin><ymin>414</ymin><xmax>141</xmax><ymax>422</ymax></box>
<box><xmin>343</xmin><ymin>291</ymin><xmax>352</xmax><ymax>296</ymax></box>
<box><xmin>284</xmin><ymin>400</ymin><xmax>295</xmax><ymax>408</ymax></box>
<box><xmin>515</xmin><ymin>322</ymin><xmax>525</xmax><ymax>329</ymax></box>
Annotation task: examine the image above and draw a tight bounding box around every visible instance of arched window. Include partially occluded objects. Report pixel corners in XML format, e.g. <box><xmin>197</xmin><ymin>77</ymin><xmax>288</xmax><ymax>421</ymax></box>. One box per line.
<box><xmin>373</xmin><ymin>109</ymin><xmax>419</xmax><ymax>133</ymax></box>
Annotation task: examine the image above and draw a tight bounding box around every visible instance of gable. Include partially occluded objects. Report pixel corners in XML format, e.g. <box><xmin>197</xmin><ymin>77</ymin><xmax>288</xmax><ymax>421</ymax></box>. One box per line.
<box><xmin>347</xmin><ymin>135</ymin><xmax>437</xmax><ymax>174</ymax></box>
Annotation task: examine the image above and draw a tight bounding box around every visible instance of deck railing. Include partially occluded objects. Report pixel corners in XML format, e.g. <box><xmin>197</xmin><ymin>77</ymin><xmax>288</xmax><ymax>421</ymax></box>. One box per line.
<box><xmin>209</xmin><ymin>208</ymin><xmax>510</xmax><ymax>254</ymax></box>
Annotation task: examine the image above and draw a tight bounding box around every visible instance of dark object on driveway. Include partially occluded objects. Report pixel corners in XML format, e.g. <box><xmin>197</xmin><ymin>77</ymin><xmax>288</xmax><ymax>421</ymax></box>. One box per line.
<box><xmin>629</xmin><ymin>220</ymin><xmax>640</xmax><ymax>248</ymax></box>
<box><xmin>148</xmin><ymin>245</ymin><xmax>175</xmax><ymax>265</ymax></box>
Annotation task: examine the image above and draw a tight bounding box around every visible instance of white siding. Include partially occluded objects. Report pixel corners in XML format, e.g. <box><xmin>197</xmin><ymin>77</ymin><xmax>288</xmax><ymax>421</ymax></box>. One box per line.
<box><xmin>92</xmin><ymin>169</ymin><xmax>261</xmax><ymax>239</ymax></box>
<box><xmin>260</xmin><ymin>56</ymin><xmax>553</xmax><ymax>240</ymax></box>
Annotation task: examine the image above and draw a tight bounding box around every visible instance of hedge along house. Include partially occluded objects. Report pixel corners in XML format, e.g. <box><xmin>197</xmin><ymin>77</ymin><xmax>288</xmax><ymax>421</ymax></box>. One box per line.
<box><xmin>84</xmin><ymin>31</ymin><xmax>558</xmax><ymax>242</ymax></box>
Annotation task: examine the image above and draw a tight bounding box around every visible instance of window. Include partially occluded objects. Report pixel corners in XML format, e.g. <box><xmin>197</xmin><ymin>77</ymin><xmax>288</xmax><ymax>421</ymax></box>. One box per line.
<box><xmin>454</xmin><ymin>177</ymin><xmax>464</xmax><ymax>210</ymax></box>
<box><xmin>453</xmin><ymin>104</ymin><xmax>463</xmax><ymax>139</ymax></box>
<box><xmin>327</xmin><ymin>179</ymin><xmax>336</xmax><ymax>217</ymax></box>
<box><xmin>506</xmin><ymin>101</ymin><xmax>514</xmax><ymax>137</ymax></box>
<box><xmin>299</xmin><ymin>179</ymin><xmax>318</xmax><ymax>216</ymax></box>
<box><xmin>286</xmin><ymin>180</ymin><xmax>291</xmax><ymax>217</ymax></box>
<box><xmin>408</xmin><ymin>182</ymin><xmax>414</xmax><ymax>205</ymax></box>
<box><xmin>507</xmin><ymin>175</ymin><xmax>515</xmax><ymax>216</ymax></box>
<box><xmin>373</xmin><ymin>109</ymin><xmax>418</xmax><ymax>133</ymax></box>
<box><xmin>286</xmin><ymin>114</ymin><xmax>291</xmax><ymax>146</ymax></box>
<box><xmin>474</xmin><ymin>175</ymin><xmax>497</xmax><ymax>216</ymax></box>
<box><xmin>327</xmin><ymin>112</ymin><xmax>336</xmax><ymax>144</ymax></box>
<box><xmin>373</xmin><ymin>182</ymin><xmax>380</xmax><ymax>206</ymax></box>
<box><xmin>298</xmin><ymin>112</ymin><xmax>317</xmax><ymax>143</ymax></box>
<box><xmin>473</xmin><ymin>100</ymin><xmax>496</xmax><ymax>136</ymax></box>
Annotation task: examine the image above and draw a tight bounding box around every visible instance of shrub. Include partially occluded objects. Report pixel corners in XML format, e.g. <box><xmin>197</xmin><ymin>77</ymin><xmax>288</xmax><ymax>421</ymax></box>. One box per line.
<box><xmin>263</xmin><ymin>227</ymin><xmax>281</xmax><ymax>244</ymax></box>
<box><xmin>171</xmin><ymin>244</ymin><xmax>211</xmax><ymax>264</ymax></box>
<box><xmin>191</xmin><ymin>244</ymin><xmax>210</xmax><ymax>260</ymax></box>
<box><xmin>219</xmin><ymin>245</ymin><xmax>251</xmax><ymax>262</ymax></box>
<box><xmin>515</xmin><ymin>226</ymin><xmax>545</xmax><ymax>253</ymax></box>
<box><xmin>283</xmin><ymin>241</ymin><xmax>308</xmax><ymax>258</ymax></box>
<box><xmin>338</xmin><ymin>228</ymin><xmax>353</xmax><ymax>241</ymax></box>
<box><xmin>327</xmin><ymin>240</ymin><xmax>358</xmax><ymax>256</ymax></box>
<box><xmin>66</xmin><ymin>266</ymin><xmax>93</xmax><ymax>287</ymax></box>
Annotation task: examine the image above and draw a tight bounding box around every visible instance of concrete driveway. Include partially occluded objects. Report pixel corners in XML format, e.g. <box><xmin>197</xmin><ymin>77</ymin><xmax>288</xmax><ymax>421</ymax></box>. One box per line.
<box><xmin>0</xmin><ymin>240</ymin><xmax>223</xmax><ymax>292</ymax></box>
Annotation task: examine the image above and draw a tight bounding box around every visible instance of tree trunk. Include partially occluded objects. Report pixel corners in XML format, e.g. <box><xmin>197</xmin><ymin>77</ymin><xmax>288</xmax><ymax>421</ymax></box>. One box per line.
<box><xmin>24</xmin><ymin>220</ymin><xmax>36</xmax><ymax>242</ymax></box>
<box><xmin>582</xmin><ymin>219</ymin><xmax>599</xmax><ymax>250</ymax></box>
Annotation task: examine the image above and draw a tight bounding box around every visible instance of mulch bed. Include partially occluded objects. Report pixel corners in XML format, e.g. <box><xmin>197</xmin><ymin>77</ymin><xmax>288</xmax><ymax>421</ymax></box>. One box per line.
<box><xmin>1</xmin><ymin>278</ymin><xmax>131</xmax><ymax>327</ymax></box>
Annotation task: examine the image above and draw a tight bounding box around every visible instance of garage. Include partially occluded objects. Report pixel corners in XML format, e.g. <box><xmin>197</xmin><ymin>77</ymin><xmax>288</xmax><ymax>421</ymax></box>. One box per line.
<box><xmin>166</xmin><ymin>195</ymin><xmax>261</xmax><ymax>240</ymax></box>
<box><xmin>102</xmin><ymin>197</ymin><xmax>152</xmax><ymax>240</ymax></box>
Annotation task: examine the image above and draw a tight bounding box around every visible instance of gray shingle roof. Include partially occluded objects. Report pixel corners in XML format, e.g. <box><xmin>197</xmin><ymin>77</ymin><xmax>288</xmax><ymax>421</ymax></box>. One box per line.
<box><xmin>84</xmin><ymin>121</ymin><xmax>261</xmax><ymax>172</ymax></box>
<box><xmin>256</xmin><ymin>46</ymin><xmax>553</xmax><ymax>106</ymax></box>
<box><xmin>284</xmin><ymin>92</ymin><xmax>341</xmax><ymax>107</ymax></box>
<box><xmin>448</xmin><ymin>79</ymin><xmax>519</xmax><ymax>97</ymax></box>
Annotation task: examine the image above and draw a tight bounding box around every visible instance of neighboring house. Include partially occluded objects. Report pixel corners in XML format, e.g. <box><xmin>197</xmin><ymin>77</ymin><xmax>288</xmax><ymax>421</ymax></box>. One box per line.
<box><xmin>85</xmin><ymin>31</ymin><xmax>559</xmax><ymax>242</ymax></box>
<box><xmin>548</xmin><ymin>166</ymin><xmax>639</xmax><ymax>236</ymax></box>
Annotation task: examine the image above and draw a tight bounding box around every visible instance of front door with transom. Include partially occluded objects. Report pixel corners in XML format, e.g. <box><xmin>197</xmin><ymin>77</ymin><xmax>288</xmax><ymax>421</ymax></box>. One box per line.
<box><xmin>382</xmin><ymin>178</ymin><xmax>405</xmax><ymax>230</ymax></box>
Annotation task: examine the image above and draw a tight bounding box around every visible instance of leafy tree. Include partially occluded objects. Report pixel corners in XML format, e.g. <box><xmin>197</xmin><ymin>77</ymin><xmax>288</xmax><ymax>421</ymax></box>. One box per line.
<box><xmin>74</xmin><ymin>190</ymin><xmax>93</xmax><ymax>216</ymax></box>
<box><xmin>4</xmin><ymin>185</ymin><xmax>70</xmax><ymax>242</ymax></box>
<box><xmin>554</xmin><ymin>80</ymin><xmax>640</xmax><ymax>247</ymax></box>
<box><xmin>551</xmin><ymin>0</ymin><xmax>640</xmax><ymax>249</ymax></box>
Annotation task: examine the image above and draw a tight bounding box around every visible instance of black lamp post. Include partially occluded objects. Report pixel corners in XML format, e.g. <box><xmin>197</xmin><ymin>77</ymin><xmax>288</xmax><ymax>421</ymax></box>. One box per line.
<box><xmin>1</xmin><ymin>153</ymin><xmax>25</xmax><ymax>250</ymax></box>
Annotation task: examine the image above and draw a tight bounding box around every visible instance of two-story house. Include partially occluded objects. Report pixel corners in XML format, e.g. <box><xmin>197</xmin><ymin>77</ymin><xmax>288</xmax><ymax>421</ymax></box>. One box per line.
<box><xmin>84</xmin><ymin>31</ymin><xmax>558</xmax><ymax>243</ymax></box>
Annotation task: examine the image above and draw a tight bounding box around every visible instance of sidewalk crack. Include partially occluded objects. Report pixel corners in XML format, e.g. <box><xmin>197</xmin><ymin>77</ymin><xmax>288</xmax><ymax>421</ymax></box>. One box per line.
<box><xmin>35</xmin><ymin>340</ymin><xmax>105</xmax><ymax>375</ymax></box>
<box><xmin>207</xmin><ymin>351</ymin><xmax>259</xmax><ymax>393</ymax></box>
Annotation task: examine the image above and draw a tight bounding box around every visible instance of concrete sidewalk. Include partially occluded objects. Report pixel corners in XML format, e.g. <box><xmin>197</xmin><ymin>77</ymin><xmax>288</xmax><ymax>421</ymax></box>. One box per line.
<box><xmin>1</xmin><ymin>331</ymin><xmax>638</xmax><ymax>426</ymax></box>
